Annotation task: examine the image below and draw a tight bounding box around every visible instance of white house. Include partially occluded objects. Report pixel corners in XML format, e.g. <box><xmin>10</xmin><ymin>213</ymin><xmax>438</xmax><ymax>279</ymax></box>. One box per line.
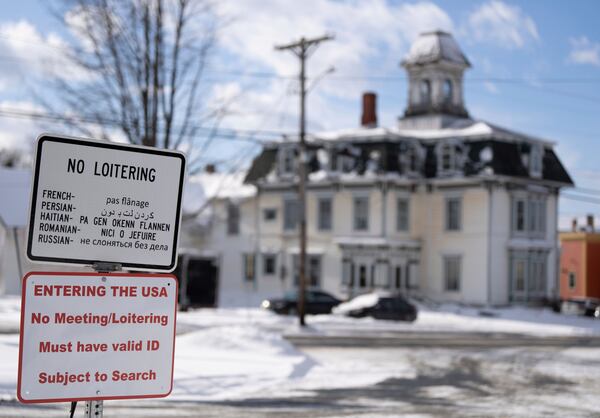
<box><xmin>191</xmin><ymin>31</ymin><xmax>573</xmax><ymax>308</ymax></box>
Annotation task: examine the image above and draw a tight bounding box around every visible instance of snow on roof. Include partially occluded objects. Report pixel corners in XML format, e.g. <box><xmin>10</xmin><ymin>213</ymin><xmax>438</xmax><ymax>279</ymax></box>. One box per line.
<box><xmin>183</xmin><ymin>171</ymin><xmax>256</xmax><ymax>215</ymax></box>
<box><xmin>0</xmin><ymin>168</ymin><xmax>31</xmax><ymax>228</ymax></box>
<box><xmin>402</xmin><ymin>31</ymin><xmax>470</xmax><ymax>67</ymax></box>
<box><xmin>311</xmin><ymin>118</ymin><xmax>553</xmax><ymax>145</ymax></box>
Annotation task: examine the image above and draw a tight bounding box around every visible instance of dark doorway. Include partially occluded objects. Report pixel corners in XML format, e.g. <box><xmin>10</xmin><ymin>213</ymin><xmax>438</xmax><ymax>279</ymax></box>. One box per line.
<box><xmin>174</xmin><ymin>254</ymin><xmax>219</xmax><ymax>308</ymax></box>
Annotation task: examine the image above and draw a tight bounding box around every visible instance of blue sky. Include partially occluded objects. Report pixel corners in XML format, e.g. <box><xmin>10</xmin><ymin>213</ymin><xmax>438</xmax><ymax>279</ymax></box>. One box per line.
<box><xmin>0</xmin><ymin>0</ymin><xmax>599</xmax><ymax>228</ymax></box>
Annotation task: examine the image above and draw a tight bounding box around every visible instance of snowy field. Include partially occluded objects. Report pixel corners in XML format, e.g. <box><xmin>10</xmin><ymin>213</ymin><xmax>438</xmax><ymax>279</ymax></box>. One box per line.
<box><xmin>2</xmin><ymin>296</ymin><xmax>600</xmax><ymax>416</ymax></box>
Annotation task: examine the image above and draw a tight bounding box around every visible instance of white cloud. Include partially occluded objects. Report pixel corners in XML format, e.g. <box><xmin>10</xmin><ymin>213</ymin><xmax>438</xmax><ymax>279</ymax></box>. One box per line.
<box><xmin>212</xmin><ymin>0</ymin><xmax>454</xmax><ymax>133</ymax></box>
<box><xmin>0</xmin><ymin>100</ymin><xmax>45</xmax><ymax>152</ymax></box>
<box><xmin>0</xmin><ymin>19</ymin><xmax>91</xmax><ymax>94</ymax></box>
<box><xmin>466</xmin><ymin>1</ymin><xmax>539</xmax><ymax>49</ymax></box>
<box><xmin>216</xmin><ymin>0</ymin><xmax>453</xmax><ymax>78</ymax></box>
<box><xmin>568</xmin><ymin>36</ymin><xmax>600</xmax><ymax>67</ymax></box>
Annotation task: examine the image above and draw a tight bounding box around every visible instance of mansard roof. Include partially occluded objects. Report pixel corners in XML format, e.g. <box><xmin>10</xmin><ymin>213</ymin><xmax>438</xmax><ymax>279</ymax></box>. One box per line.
<box><xmin>244</xmin><ymin>118</ymin><xmax>573</xmax><ymax>186</ymax></box>
<box><xmin>402</xmin><ymin>31</ymin><xmax>470</xmax><ymax>68</ymax></box>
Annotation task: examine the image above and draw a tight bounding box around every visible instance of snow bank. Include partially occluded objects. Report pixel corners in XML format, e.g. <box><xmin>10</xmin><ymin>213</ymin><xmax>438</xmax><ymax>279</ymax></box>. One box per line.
<box><xmin>171</xmin><ymin>326</ymin><xmax>314</xmax><ymax>401</ymax></box>
<box><xmin>0</xmin><ymin>334</ymin><xmax>18</xmax><ymax>400</ymax></box>
<box><xmin>0</xmin><ymin>296</ymin><xmax>20</xmax><ymax>333</ymax></box>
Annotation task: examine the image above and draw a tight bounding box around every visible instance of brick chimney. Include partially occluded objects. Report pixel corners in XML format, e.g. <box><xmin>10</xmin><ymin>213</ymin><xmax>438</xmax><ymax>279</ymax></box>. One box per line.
<box><xmin>361</xmin><ymin>92</ymin><xmax>377</xmax><ymax>128</ymax></box>
<box><xmin>572</xmin><ymin>218</ymin><xmax>578</xmax><ymax>232</ymax></box>
<box><xmin>587</xmin><ymin>214</ymin><xmax>594</xmax><ymax>232</ymax></box>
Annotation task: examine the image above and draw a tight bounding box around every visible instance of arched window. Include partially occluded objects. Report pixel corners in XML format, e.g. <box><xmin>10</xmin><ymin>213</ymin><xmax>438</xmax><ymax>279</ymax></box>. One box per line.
<box><xmin>419</xmin><ymin>79</ymin><xmax>431</xmax><ymax>105</ymax></box>
<box><xmin>442</xmin><ymin>79</ymin><xmax>453</xmax><ymax>103</ymax></box>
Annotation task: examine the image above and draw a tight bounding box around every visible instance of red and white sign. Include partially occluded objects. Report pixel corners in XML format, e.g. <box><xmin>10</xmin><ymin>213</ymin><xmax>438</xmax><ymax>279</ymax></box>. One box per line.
<box><xmin>17</xmin><ymin>272</ymin><xmax>177</xmax><ymax>403</ymax></box>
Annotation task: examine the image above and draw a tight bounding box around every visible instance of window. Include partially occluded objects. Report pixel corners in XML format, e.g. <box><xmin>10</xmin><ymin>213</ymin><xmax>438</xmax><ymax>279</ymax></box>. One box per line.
<box><xmin>442</xmin><ymin>79</ymin><xmax>453</xmax><ymax>103</ymax></box>
<box><xmin>400</xmin><ymin>143</ymin><xmax>422</xmax><ymax>176</ymax></box>
<box><xmin>395</xmin><ymin>266</ymin><xmax>402</xmax><ymax>289</ymax></box>
<box><xmin>313</xmin><ymin>291</ymin><xmax>338</xmax><ymax>303</ymax></box>
<box><xmin>353</xmin><ymin>196</ymin><xmax>369</xmax><ymax>231</ymax></box>
<box><xmin>283</xmin><ymin>198</ymin><xmax>299</xmax><ymax>230</ymax></box>
<box><xmin>440</xmin><ymin>143</ymin><xmax>454</xmax><ymax>172</ymax></box>
<box><xmin>374</xmin><ymin>261</ymin><xmax>389</xmax><ymax>287</ymax></box>
<box><xmin>510</xmin><ymin>251</ymin><xmax>547</xmax><ymax>302</ymax></box>
<box><xmin>445</xmin><ymin>197</ymin><xmax>462</xmax><ymax>231</ymax></box>
<box><xmin>515</xmin><ymin>260</ymin><xmax>525</xmax><ymax>291</ymax></box>
<box><xmin>243</xmin><ymin>254</ymin><xmax>255</xmax><ymax>282</ymax></box>
<box><xmin>279</xmin><ymin>147</ymin><xmax>296</xmax><ymax>176</ymax></box>
<box><xmin>420</xmin><ymin>79</ymin><xmax>431</xmax><ymax>104</ymax></box>
<box><xmin>292</xmin><ymin>255</ymin><xmax>321</xmax><ymax>287</ymax></box>
<box><xmin>342</xmin><ymin>258</ymin><xmax>352</xmax><ymax>286</ymax></box>
<box><xmin>359</xmin><ymin>264</ymin><xmax>368</xmax><ymax>288</ymax></box>
<box><xmin>529</xmin><ymin>143</ymin><xmax>543</xmax><ymax>178</ymax></box>
<box><xmin>444</xmin><ymin>255</ymin><xmax>461</xmax><ymax>292</ymax></box>
<box><xmin>568</xmin><ymin>272</ymin><xmax>576</xmax><ymax>289</ymax></box>
<box><xmin>227</xmin><ymin>203</ymin><xmax>240</xmax><ymax>235</ymax></box>
<box><xmin>407</xmin><ymin>147</ymin><xmax>420</xmax><ymax>173</ymax></box>
<box><xmin>263</xmin><ymin>254</ymin><xmax>276</xmax><ymax>275</ymax></box>
<box><xmin>511</xmin><ymin>194</ymin><xmax>546</xmax><ymax>237</ymax></box>
<box><xmin>318</xmin><ymin>197</ymin><xmax>332</xmax><ymax>231</ymax></box>
<box><xmin>263</xmin><ymin>208</ymin><xmax>277</xmax><ymax>221</ymax></box>
<box><xmin>515</xmin><ymin>198</ymin><xmax>526</xmax><ymax>232</ymax></box>
<box><xmin>396</xmin><ymin>198</ymin><xmax>409</xmax><ymax>231</ymax></box>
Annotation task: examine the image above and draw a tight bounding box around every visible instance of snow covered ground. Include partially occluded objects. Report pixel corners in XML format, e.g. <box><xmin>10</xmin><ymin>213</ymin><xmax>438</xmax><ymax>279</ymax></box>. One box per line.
<box><xmin>2</xmin><ymin>296</ymin><xmax>600</xmax><ymax>413</ymax></box>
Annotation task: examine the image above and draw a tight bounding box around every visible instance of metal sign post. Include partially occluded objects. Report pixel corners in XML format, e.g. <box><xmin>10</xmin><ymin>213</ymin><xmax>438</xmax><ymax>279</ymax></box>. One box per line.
<box><xmin>83</xmin><ymin>262</ymin><xmax>122</xmax><ymax>418</ymax></box>
<box><xmin>84</xmin><ymin>399</ymin><xmax>103</xmax><ymax>418</ymax></box>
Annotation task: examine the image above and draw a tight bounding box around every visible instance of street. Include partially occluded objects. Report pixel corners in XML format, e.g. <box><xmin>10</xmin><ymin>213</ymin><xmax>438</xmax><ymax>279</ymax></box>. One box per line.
<box><xmin>3</xmin><ymin>339</ymin><xmax>600</xmax><ymax>418</ymax></box>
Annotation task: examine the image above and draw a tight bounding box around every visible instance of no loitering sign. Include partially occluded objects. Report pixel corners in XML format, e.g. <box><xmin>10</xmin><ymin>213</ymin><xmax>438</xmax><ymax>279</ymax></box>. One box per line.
<box><xmin>17</xmin><ymin>272</ymin><xmax>177</xmax><ymax>403</ymax></box>
<box><xmin>27</xmin><ymin>134</ymin><xmax>186</xmax><ymax>272</ymax></box>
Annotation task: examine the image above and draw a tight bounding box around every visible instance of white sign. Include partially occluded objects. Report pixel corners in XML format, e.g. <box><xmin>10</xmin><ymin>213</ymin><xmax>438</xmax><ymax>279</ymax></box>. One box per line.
<box><xmin>27</xmin><ymin>134</ymin><xmax>186</xmax><ymax>272</ymax></box>
<box><xmin>17</xmin><ymin>272</ymin><xmax>177</xmax><ymax>403</ymax></box>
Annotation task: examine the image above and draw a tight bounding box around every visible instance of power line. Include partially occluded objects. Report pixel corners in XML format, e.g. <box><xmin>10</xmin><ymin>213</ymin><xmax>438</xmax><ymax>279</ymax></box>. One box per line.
<box><xmin>5</xmin><ymin>46</ymin><xmax>600</xmax><ymax>85</ymax></box>
<box><xmin>562</xmin><ymin>194</ymin><xmax>600</xmax><ymax>205</ymax></box>
<box><xmin>0</xmin><ymin>107</ymin><xmax>288</xmax><ymax>144</ymax></box>
<box><xmin>571</xmin><ymin>187</ymin><xmax>600</xmax><ymax>196</ymax></box>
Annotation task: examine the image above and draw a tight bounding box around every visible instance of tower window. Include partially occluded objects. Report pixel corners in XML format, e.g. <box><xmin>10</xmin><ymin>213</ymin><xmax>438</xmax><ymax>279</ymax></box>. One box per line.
<box><xmin>443</xmin><ymin>79</ymin><xmax>453</xmax><ymax>103</ymax></box>
<box><xmin>419</xmin><ymin>79</ymin><xmax>431</xmax><ymax>105</ymax></box>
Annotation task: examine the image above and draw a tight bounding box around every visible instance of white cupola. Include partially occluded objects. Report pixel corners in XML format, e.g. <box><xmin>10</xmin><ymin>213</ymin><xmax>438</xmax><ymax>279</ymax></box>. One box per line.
<box><xmin>400</xmin><ymin>31</ymin><xmax>470</xmax><ymax>122</ymax></box>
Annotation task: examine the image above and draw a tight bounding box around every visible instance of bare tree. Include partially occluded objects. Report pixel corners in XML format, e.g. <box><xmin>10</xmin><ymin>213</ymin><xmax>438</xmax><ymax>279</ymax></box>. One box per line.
<box><xmin>47</xmin><ymin>0</ymin><xmax>228</xmax><ymax>159</ymax></box>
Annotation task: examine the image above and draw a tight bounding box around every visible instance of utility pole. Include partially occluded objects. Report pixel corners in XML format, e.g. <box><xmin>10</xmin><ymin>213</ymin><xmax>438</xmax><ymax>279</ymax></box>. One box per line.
<box><xmin>275</xmin><ymin>34</ymin><xmax>333</xmax><ymax>326</ymax></box>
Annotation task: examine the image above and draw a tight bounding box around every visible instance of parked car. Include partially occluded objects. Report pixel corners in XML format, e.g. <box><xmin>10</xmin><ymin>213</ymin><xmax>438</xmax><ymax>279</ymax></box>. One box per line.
<box><xmin>261</xmin><ymin>290</ymin><xmax>341</xmax><ymax>315</ymax></box>
<box><xmin>334</xmin><ymin>292</ymin><xmax>417</xmax><ymax>322</ymax></box>
<box><xmin>560</xmin><ymin>297</ymin><xmax>600</xmax><ymax>317</ymax></box>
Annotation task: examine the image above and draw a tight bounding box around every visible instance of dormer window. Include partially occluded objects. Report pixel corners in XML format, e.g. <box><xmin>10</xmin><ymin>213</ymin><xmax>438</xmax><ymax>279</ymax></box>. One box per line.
<box><xmin>279</xmin><ymin>146</ymin><xmax>296</xmax><ymax>176</ymax></box>
<box><xmin>529</xmin><ymin>143</ymin><xmax>543</xmax><ymax>178</ymax></box>
<box><xmin>419</xmin><ymin>79</ymin><xmax>431</xmax><ymax>105</ymax></box>
<box><xmin>437</xmin><ymin>140</ymin><xmax>465</xmax><ymax>176</ymax></box>
<box><xmin>408</xmin><ymin>148</ymin><xmax>419</xmax><ymax>172</ymax></box>
<box><xmin>442</xmin><ymin>79</ymin><xmax>453</xmax><ymax>104</ymax></box>
<box><xmin>440</xmin><ymin>143</ymin><xmax>453</xmax><ymax>171</ymax></box>
<box><xmin>335</xmin><ymin>145</ymin><xmax>360</xmax><ymax>173</ymax></box>
<box><xmin>400</xmin><ymin>142</ymin><xmax>423</xmax><ymax>176</ymax></box>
